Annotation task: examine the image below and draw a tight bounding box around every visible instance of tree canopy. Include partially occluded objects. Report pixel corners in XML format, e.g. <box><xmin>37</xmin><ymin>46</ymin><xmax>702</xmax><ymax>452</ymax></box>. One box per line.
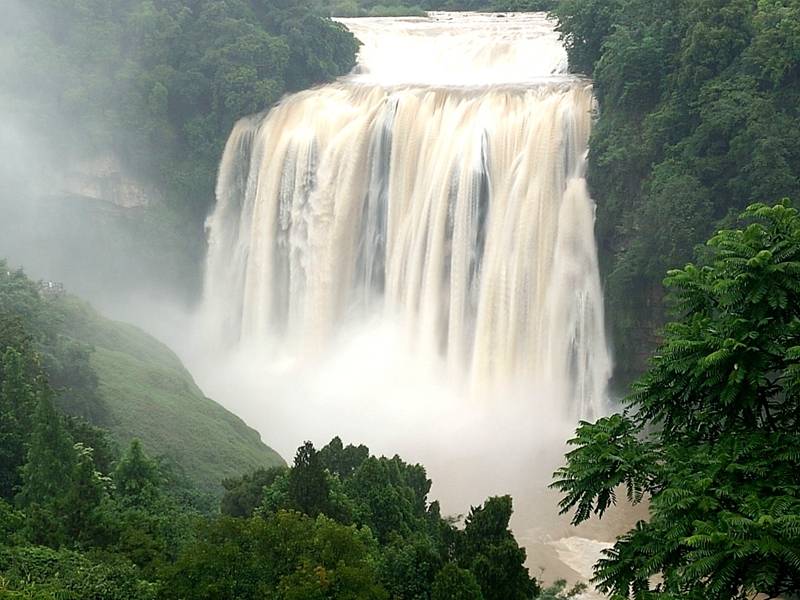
<box><xmin>552</xmin><ymin>202</ymin><xmax>800</xmax><ymax>599</ymax></box>
<box><xmin>553</xmin><ymin>0</ymin><xmax>800</xmax><ymax>383</ymax></box>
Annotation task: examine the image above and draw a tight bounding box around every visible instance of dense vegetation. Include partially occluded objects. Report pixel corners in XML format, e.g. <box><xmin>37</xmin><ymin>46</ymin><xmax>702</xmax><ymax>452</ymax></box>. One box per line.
<box><xmin>3</xmin><ymin>0</ymin><xmax>359</xmax><ymax>212</ymax></box>
<box><xmin>552</xmin><ymin>202</ymin><xmax>800</xmax><ymax>599</ymax></box>
<box><xmin>0</xmin><ymin>0</ymin><xmax>360</xmax><ymax>295</ymax></box>
<box><xmin>0</xmin><ymin>262</ymin><xmax>283</xmax><ymax>495</ymax></box>
<box><xmin>552</xmin><ymin>0</ymin><xmax>800</xmax><ymax>382</ymax></box>
<box><xmin>551</xmin><ymin>4</ymin><xmax>800</xmax><ymax>591</ymax></box>
<box><xmin>0</xmin><ymin>297</ymin><xmax>581</xmax><ymax>599</ymax></box>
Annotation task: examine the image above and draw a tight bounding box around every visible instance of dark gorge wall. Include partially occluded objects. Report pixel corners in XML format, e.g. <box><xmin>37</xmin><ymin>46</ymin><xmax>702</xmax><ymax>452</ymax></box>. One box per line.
<box><xmin>553</xmin><ymin>0</ymin><xmax>800</xmax><ymax>387</ymax></box>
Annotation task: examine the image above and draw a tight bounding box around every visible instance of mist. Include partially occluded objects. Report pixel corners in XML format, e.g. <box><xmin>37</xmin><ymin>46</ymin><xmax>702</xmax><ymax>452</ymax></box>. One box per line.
<box><xmin>183</xmin><ymin>12</ymin><xmax>622</xmax><ymax>587</ymax></box>
<box><xmin>0</xmin><ymin>0</ymin><xmax>203</xmax><ymax>318</ymax></box>
<box><xmin>173</xmin><ymin>305</ymin><xmax>622</xmax><ymax>586</ymax></box>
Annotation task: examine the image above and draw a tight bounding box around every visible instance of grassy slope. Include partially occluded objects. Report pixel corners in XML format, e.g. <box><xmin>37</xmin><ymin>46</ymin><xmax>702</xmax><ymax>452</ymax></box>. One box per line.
<box><xmin>59</xmin><ymin>296</ymin><xmax>285</xmax><ymax>494</ymax></box>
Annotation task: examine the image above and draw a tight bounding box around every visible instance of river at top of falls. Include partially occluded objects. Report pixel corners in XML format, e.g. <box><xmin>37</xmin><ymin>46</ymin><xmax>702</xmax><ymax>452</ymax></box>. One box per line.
<box><xmin>202</xmin><ymin>11</ymin><xmax>612</xmax><ymax>420</ymax></box>
<box><xmin>338</xmin><ymin>12</ymin><xmax>568</xmax><ymax>86</ymax></box>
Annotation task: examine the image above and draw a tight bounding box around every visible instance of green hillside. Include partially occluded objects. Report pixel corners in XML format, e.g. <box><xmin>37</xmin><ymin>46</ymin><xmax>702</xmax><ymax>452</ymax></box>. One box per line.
<box><xmin>0</xmin><ymin>262</ymin><xmax>284</xmax><ymax>495</ymax></box>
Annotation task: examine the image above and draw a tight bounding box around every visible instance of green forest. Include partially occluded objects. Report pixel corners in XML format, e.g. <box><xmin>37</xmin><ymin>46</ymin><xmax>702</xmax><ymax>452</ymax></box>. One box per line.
<box><xmin>552</xmin><ymin>0</ymin><xmax>800</xmax><ymax>383</ymax></box>
<box><xmin>0</xmin><ymin>263</ymin><xmax>284</xmax><ymax>497</ymax></box>
<box><xmin>2</xmin><ymin>0</ymin><xmax>800</xmax><ymax>598</ymax></box>
<box><xmin>2</xmin><ymin>0</ymin><xmax>359</xmax><ymax>216</ymax></box>
<box><xmin>0</xmin><ymin>0</ymin><xmax>360</xmax><ymax>293</ymax></box>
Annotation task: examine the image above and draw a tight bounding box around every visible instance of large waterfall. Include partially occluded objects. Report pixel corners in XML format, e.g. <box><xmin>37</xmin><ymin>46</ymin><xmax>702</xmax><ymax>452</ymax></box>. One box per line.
<box><xmin>203</xmin><ymin>12</ymin><xmax>611</xmax><ymax>419</ymax></box>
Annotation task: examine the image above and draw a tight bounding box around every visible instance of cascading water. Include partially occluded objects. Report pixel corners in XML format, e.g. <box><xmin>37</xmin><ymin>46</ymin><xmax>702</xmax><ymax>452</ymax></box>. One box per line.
<box><xmin>203</xmin><ymin>12</ymin><xmax>611</xmax><ymax>420</ymax></box>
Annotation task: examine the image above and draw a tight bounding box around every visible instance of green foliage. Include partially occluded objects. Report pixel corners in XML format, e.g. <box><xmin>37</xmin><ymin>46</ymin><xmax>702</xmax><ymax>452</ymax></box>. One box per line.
<box><xmin>379</xmin><ymin>533</ymin><xmax>443</xmax><ymax>598</ymax></box>
<box><xmin>319</xmin><ymin>436</ymin><xmax>370</xmax><ymax>480</ymax></box>
<box><xmin>0</xmin><ymin>262</ymin><xmax>284</xmax><ymax>495</ymax></box>
<box><xmin>0</xmin><ymin>499</ymin><xmax>24</xmax><ymax>546</ymax></box>
<box><xmin>221</xmin><ymin>466</ymin><xmax>286</xmax><ymax>517</ymax></box>
<box><xmin>553</xmin><ymin>414</ymin><xmax>659</xmax><ymax>525</ymax></box>
<box><xmin>0</xmin><ymin>545</ymin><xmax>156</xmax><ymax>600</ymax></box>
<box><xmin>0</xmin><ymin>1</ymin><xmax>359</xmax><ymax>301</ymax></box>
<box><xmin>288</xmin><ymin>441</ymin><xmax>333</xmax><ymax>518</ymax></box>
<box><xmin>18</xmin><ymin>393</ymin><xmax>76</xmax><ymax>511</ymax></box>
<box><xmin>253</xmin><ymin>439</ymin><xmax>544</xmax><ymax>599</ymax></box>
<box><xmin>554</xmin><ymin>0</ymin><xmax>800</xmax><ymax>381</ymax></box>
<box><xmin>552</xmin><ymin>203</ymin><xmax>800</xmax><ymax>599</ymax></box>
<box><xmin>347</xmin><ymin>454</ymin><xmax>434</xmax><ymax>543</ymax></box>
<box><xmin>432</xmin><ymin>562</ymin><xmax>484</xmax><ymax>600</ymax></box>
<box><xmin>460</xmin><ymin>496</ymin><xmax>540</xmax><ymax>600</ymax></box>
<box><xmin>62</xmin><ymin>444</ymin><xmax>107</xmax><ymax>545</ymax></box>
<box><xmin>163</xmin><ymin>511</ymin><xmax>387</xmax><ymax>600</ymax></box>
<box><xmin>0</xmin><ymin>346</ymin><xmax>39</xmax><ymax>500</ymax></box>
<box><xmin>3</xmin><ymin>419</ymin><xmax>546</xmax><ymax>599</ymax></box>
<box><xmin>64</xmin><ymin>416</ymin><xmax>119</xmax><ymax>476</ymax></box>
<box><xmin>1</xmin><ymin>307</ymin><xmax>545</xmax><ymax>600</ymax></box>
<box><xmin>2</xmin><ymin>0</ymin><xmax>359</xmax><ymax>219</ymax></box>
<box><xmin>17</xmin><ymin>393</ymin><xmax>110</xmax><ymax>548</ymax></box>
<box><xmin>115</xmin><ymin>440</ymin><xmax>162</xmax><ymax>508</ymax></box>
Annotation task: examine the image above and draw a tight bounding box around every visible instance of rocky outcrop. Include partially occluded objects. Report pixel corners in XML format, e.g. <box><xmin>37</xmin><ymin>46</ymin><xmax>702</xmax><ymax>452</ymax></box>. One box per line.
<box><xmin>61</xmin><ymin>155</ymin><xmax>162</xmax><ymax>208</ymax></box>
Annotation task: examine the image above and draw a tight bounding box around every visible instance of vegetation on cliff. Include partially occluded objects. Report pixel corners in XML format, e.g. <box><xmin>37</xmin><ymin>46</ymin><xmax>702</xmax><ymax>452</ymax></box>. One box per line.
<box><xmin>2</xmin><ymin>0</ymin><xmax>359</xmax><ymax>217</ymax></box>
<box><xmin>0</xmin><ymin>0</ymin><xmax>360</xmax><ymax>298</ymax></box>
<box><xmin>553</xmin><ymin>0</ymin><xmax>800</xmax><ymax>382</ymax></box>
<box><xmin>0</xmin><ymin>261</ymin><xmax>284</xmax><ymax>496</ymax></box>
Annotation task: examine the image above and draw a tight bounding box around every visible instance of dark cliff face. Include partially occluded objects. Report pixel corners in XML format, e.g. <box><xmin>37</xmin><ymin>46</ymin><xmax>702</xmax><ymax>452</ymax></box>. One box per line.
<box><xmin>554</xmin><ymin>0</ymin><xmax>800</xmax><ymax>394</ymax></box>
<box><xmin>61</xmin><ymin>155</ymin><xmax>163</xmax><ymax>209</ymax></box>
<box><xmin>605</xmin><ymin>280</ymin><xmax>664</xmax><ymax>395</ymax></box>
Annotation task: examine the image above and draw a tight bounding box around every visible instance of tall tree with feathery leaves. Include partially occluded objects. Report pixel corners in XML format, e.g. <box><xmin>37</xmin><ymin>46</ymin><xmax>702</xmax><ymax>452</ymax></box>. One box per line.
<box><xmin>552</xmin><ymin>201</ymin><xmax>800</xmax><ymax>599</ymax></box>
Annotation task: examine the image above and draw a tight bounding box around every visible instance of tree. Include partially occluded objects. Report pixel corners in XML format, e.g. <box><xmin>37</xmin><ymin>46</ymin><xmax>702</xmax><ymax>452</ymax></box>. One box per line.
<box><xmin>0</xmin><ymin>545</ymin><xmax>157</xmax><ymax>600</ymax></box>
<box><xmin>553</xmin><ymin>0</ymin><xmax>800</xmax><ymax>383</ymax></box>
<box><xmin>114</xmin><ymin>439</ymin><xmax>161</xmax><ymax>508</ymax></box>
<box><xmin>288</xmin><ymin>441</ymin><xmax>331</xmax><ymax>518</ymax></box>
<box><xmin>221</xmin><ymin>466</ymin><xmax>286</xmax><ymax>517</ymax></box>
<box><xmin>18</xmin><ymin>392</ymin><xmax>76</xmax><ymax>508</ymax></box>
<box><xmin>345</xmin><ymin>455</ymin><xmax>432</xmax><ymax>543</ymax></box>
<box><xmin>318</xmin><ymin>436</ymin><xmax>369</xmax><ymax>479</ymax></box>
<box><xmin>552</xmin><ymin>202</ymin><xmax>800</xmax><ymax>599</ymax></box>
<box><xmin>62</xmin><ymin>443</ymin><xmax>107</xmax><ymax>545</ymax></box>
<box><xmin>379</xmin><ymin>533</ymin><xmax>443</xmax><ymax>599</ymax></box>
<box><xmin>459</xmin><ymin>496</ymin><xmax>539</xmax><ymax>600</ymax></box>
<box><xmin>0</xmin><ymin>345</ymin><xmax>38</xmax><ymax>499</ymax></box>
<box><xmin>163</xmin><ymin>511</ymin><xmax>387</xmax><ymax>600</ymax></box>
<box><xmin>65</xmin><ymin>415</ymin><xmax>118</xmax><ymax>475</ymax></box>
<box><xmin>432</xmin><ymin>562</ymin><xmax>484</xmax><ymax>600</ymax></box>
<box><xmin>17</xmin><ymin>390</ymin><xmax>77</xmax><ymax>546</ymax></box>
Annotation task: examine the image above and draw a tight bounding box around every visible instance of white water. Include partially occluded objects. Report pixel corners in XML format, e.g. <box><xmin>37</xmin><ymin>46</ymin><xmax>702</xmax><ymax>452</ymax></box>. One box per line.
<box><xmin>340</xmin><ymin>12</ymin><xmax>568</xmax><ymax>86</ymax></box>
<box><xmin>203</xmin><ymin>12</ymin><xmax>610</xmax><ymax>420</ymax></box>
<box><xmin>199</xmin><ymin>13</ymin><xmax>614</xmax><ymax>590</ymax></box>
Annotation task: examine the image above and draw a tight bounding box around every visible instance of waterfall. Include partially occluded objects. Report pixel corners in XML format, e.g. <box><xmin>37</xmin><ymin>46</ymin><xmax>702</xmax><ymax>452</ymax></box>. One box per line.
<box><xmin>202</xmin><ymin>12</ymin><xmax>611</xmax><ymax>419</ymax></box>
